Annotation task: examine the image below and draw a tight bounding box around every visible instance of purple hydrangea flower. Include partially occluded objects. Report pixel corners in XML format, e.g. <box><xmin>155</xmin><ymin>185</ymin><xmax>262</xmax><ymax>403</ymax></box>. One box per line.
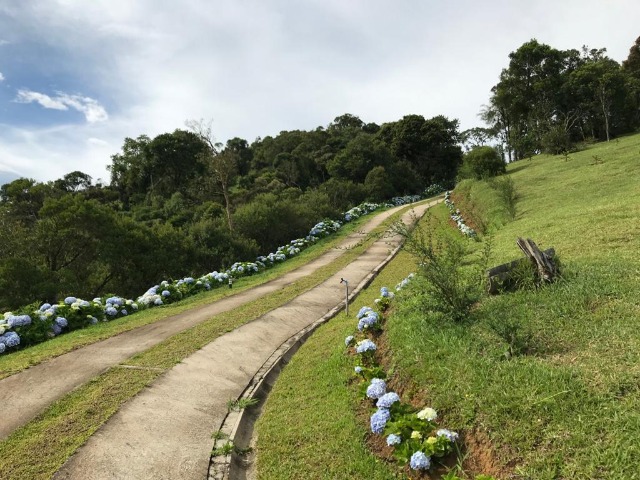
<box><xmin>370</xmin><ymin>408</ymin><xmax>391</xmax><ymax>434</ymax></box>
<box><xmin>121</xmin><ymin>309</ymin><xmax>128</xmax><ymax>316</ymax></box>
<box><xmin>376</xmin><ymin>392</ymin><xmax>400</xmax><ymax>409</ymax></box>
<box><xmin>410</xmin><ymin>451</ymin><xmax>431</xmax><ymax>470</ymax></box>
<box><xmin>105</xmin><ymin>306</ymin><xmax>118</xmax><ymax>316</ymax></box>
<box><xmin>162</xmin><ymin>290</ymin><xmax>170</xmax><ymax>297</ymax></box>
<box><xmin>386</xmin><ymin>433</ymin><xmax>402</xmax><ymax>446</ymax></box>
<box><xmin>345</xmin><ymin>335</ymin><xmax>355</xmax><ymax>347</ymax></box>
<box><xmin>366</xmin><ymin>378</ymin><xmax>386</xmax><ymax>399</ymax></box>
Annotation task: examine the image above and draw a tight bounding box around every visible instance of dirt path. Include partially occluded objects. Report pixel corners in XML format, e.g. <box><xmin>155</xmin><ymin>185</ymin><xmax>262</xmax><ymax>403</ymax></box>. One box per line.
<box><xmin>50</xmin><ymin>200</ymin><xmax>436</xmax><ymax>480</ymax></box>
<box><xmin>0</xmin><ymin>202</ymin><xmax>422</xmax><ymax>441</ymax></box>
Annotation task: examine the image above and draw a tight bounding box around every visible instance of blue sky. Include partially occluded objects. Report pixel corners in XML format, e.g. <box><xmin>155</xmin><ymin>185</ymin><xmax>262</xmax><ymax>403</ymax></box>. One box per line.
<box><xmin>0</xmin><ymin>1</ymin><xmax>639</xmax><ymax>184</ymax></box>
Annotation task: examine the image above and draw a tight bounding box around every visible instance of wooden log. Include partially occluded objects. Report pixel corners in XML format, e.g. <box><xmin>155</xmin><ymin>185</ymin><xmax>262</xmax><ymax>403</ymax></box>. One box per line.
<box><xmin>486</xmin><ymin>245</ymin><xmax>555</xmax><ymax>294</ymax></box>
<box><xmin>516</xmin><ymin>238</ymin><xmax>557</xmax><ymax>283</ymax></box>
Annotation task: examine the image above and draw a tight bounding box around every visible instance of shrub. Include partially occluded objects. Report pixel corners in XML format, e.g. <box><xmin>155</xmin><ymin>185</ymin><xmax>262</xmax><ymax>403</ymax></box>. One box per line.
<box><xmin>458</xmin><ymin>146</ymin><xmax>505</xmax><ymax>180</ymax></box>
<box><xmin>393</xmin><ymin>214</ymin><xmax>488</xmax><ymax>321</ymax></box>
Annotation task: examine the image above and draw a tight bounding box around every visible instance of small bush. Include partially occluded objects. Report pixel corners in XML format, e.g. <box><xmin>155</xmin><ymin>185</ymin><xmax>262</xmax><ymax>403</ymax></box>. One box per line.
<box><xmin>458</xmin><ymin>146</ymin><xmax>505</xmax><ymax>181</ymax></box>
<box><xmin>490</xmin><ymin>176</ymin><xmax>518</xmax><ymax>220</ymax></box>
<box><xmin>394</xmin><ymin>214</ymin><xmax>488</xmax><ymax>321</ymax></box>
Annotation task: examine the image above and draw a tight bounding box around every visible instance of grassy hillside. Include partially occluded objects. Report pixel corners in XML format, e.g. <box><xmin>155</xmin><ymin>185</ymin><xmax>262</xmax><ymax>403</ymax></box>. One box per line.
<box><xmin>255</xmin><ymin>132</ymin><xmax>640</xmax><ymax>479</ymax></box>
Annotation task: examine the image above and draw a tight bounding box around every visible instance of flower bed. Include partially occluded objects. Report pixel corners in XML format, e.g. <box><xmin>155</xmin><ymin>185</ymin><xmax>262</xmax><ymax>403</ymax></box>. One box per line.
<box><xmin>345</xmin><ymin>277</ymin><xmax>459</xmax><ymax>473</ymax></box>
<box><xmin>344</xmin><ymin>277</ymin><xmax>495</xmax><ymax>478</ymax></box>
<box><xmin>444</xmin><ymin>191</ymin><xmax>477</xmax><ymax>238</ymax></box>
<box><xmin>0</xmin><ymin>192</ymin><xmax>435</xmax><ymax>356</ymax></box>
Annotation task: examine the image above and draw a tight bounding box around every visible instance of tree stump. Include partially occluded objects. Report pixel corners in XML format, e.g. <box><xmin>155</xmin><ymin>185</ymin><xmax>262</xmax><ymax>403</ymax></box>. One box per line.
<box><xmin>487</xmin><ymin>238</ymin><xmax>557</xmax><ymax>294</ymax></box>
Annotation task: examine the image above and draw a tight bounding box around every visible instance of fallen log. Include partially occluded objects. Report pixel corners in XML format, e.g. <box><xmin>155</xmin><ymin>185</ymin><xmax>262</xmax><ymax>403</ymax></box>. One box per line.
<box><xmin>487</xmin><ymin>238</ymin><xmax>556</xmax><ymax>294</ymax></box>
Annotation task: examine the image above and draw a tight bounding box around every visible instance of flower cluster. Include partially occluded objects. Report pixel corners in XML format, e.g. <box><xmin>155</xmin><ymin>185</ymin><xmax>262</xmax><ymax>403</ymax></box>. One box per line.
<box><xmin>423</xmin><ymin>183</ymin><xmax>446</xmax><ymax>197</ymax></box>
<box><xmin>395</xmin><ymin>273</ymin><xmax>415</xmax><ymax>291</ymax></box>
<box><xmin>344</xmin><ymin>274</ymin><xmax>460</xmax><ymax>472</ymax></box>
<box><xmin>0</xmin><ymin>197</ymin><xmax>428</xmax><ymax>356</ymax></box>
<box><xmin>445</xmin><ymin>191</ymin><xmax>477</xmax><ymax>238</ymax></box>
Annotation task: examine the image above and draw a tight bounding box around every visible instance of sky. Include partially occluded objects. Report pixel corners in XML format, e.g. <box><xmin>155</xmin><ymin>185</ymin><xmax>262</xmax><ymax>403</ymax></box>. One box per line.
<box><xmin>0</xmin><ymin>0</ymin><xmax>638</xmax><ymax>185</ymax></box>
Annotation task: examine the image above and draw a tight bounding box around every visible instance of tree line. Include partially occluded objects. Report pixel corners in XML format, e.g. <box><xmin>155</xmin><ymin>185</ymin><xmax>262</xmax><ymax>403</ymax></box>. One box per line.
<box><xmin>0</xmin><ymin>113</ymin><xmax>463</xmax><ymax>310</ymax></box>
<box><xmin>476</xmin><ymin>36</ymin><xmax>640</xmax><ymax>160</ymax></box>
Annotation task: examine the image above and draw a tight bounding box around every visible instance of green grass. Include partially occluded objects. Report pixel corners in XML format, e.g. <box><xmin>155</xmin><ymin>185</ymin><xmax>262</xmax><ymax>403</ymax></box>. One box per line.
<box><xmin>255</xmin><ymin>133</ymin><xmax>640</xmax><ymax>479</ymax></box>
<box><xmin>256</xmin><ymin>249</ymin><xmax>419</xmax><ymax>480</ymax></box>
<box><xmin>0</xmin><ymin>207</ymin><xmax>389</xmax><ymax>380</ymax></box>
<box><xmin>0</xmin><ymin>202</ymin><xmax>423</xmax><ymax>480</ymax></box>
<box><xmin>387</xmin><ymin>133</ymin><xmax>640</xmax><ymax>478</ymax></box>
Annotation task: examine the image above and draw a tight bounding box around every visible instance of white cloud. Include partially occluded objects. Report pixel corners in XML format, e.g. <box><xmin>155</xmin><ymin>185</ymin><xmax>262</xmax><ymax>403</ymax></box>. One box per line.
<box><xmin>0</xmin><ymin>71</ymin><xmax>4</xmax><ymax>81</ymax></box>
<box><xmin>1</xmin><ymin>0</ymin><xmax>640</xmax><ymax>183</ymax></box>
<box><xmin>14</xmin><ymin>89</ymin><xmax>108</xmax><ymax>123</ymax></box>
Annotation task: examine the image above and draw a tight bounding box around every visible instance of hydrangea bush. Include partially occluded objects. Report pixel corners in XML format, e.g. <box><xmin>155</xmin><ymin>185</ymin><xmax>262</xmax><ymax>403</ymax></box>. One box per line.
<box><xmin>0</xmin><ymin>195</ymin><xmax>426</xmax><ymax>356</ymax></box>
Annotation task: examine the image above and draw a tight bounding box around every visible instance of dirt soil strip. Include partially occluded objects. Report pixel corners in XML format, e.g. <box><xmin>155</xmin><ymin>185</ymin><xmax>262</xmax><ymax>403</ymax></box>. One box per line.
<box><xmin>51</xmin><ymin>201</ymin><xmax>435</xmax><ymax>480</ymax></box>
<box><xmin>0</xmin><ymin>203</ymin><xmax>413</xmax><ymax>441</ymax></box>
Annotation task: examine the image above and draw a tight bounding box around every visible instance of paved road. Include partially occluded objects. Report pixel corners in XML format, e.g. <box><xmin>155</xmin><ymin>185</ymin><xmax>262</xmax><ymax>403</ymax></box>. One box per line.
<box><xmin>0</xmin><ymin>202</ymin><xmax>421</xmax><ymax>441</ymax></box>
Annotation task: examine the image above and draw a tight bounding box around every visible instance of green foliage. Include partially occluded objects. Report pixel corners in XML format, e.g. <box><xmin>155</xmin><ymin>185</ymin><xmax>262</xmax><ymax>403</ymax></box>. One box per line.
<box><xmin>489</xmin><ymin>176</ymin><xmax>518</xmax><ymax>220</ymax></box>
<box><xmin>458</xmin><ymin>146</ymin><xmax>505</xmax><ymax>180</ymax></box>
<box><xmin>394</xmin><ymin>214</ymin><xmax>487</xmax><ymax>321</ymax></box>
<box><xmin>483</xmin><ymin>38</ymin><xmax>640</xmax><ymax>160</ymax></box>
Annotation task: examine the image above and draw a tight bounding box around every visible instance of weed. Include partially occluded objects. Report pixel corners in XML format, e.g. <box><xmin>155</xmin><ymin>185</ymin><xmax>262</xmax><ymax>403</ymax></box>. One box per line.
<box><xmin>211</xmin><ymin>430</ymin><xmax>227</xmax><ymax>440</ymax></box>
<box><xmin>227</xmin><ymin>397</ymin><xmax>259</xmax><ymax>412</ymax></box>
<box><xmin>211</xmin><ymin>441</ymin><xmax>234</xmax><ymax>457</ymax></box>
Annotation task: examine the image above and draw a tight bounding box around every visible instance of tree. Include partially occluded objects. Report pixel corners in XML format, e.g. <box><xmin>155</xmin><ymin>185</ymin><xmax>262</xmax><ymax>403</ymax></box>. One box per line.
<box><xmin>458</xmin><ymin>146</ymin><xmax>505</xmax><ymax>180</ymax></box>
<box><xmin>622</xmin><ymin>36</ymin><xmax>640</xmax><ymax>80</ymax></box>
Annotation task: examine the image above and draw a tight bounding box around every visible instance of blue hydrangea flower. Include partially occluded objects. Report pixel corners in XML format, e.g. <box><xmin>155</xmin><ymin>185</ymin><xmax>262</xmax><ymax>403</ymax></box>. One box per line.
<box><xmin>154</xmin><ymin>298</ymin><xmax>163</xmax><ymax>306</ymax></box>
<box><xmin>377</xmin><ymin>392</ymin><xmax>400</xmax><ymax>409</ymax></box>
<box><xmin>356</xmin><ymin>339</ymin><xmax>376</xmax><ymax>353</ymax></box>
<box><xmin>344</xmin><ymin>335</ymin><xmax>355</xmax><ymax>347</ymax></box>
<box><xmin>105</xmin><ymin>306</ymin><xmax>118</xmax><ymax>316</ymax></box>
<box><xmin>366</xmin><ymin>378</ymin><xmax>386</xmax><ymax>399</ymax></box>
<box><xmin>89</xmin><ymin>316</ymin><xmax>99</xmax><ymax>325</ymax></box>
<box><xmin>410</xmin><ymin>451</ymin><xmax>431</xmax><ymax>470</ymax></box>
<box><xmin>79</xmin><ymin>300</ymin><xmax>91</xmax><ymax>307</ymax></box>
<box><xmin>354</xmin><ymin>366</ymin><xmax>363</xmax><ymax>374</ymax></box>
<box><xmin>162</xmin><ymin>290</ymin><xmax>171</xmax><ymax>297</ymax></box>
<box><xmin>380</xmin><ymin>287</ymin><xmax>389</xmax><ymax>297</ymax></box>
<box><xmin>357</xmin><ymin>306</ymin><xmax>375</xmax><ymax>319</ymax></box>
<box><xmin>39</xmin><ymin>303</ymin><xmax>52</xmax><ymax>312</ymax></box>
<box><xmin>55</xmin><ymin>317</ymin><xmax>68</xmax><ymax>328</ymax></box>
<box><xmin>357</xmin><ymin>313</ymin><xmax>378</xmax><ymax>331</ymax></box>
<box><xmin>0</xmin><ymin>331</ymin><xmax>20</xmax><ymax>348</ymax></box>
<box><xmin>0</xmin><ymin>343</ymin><xmax>5</xmax><ymax>354</ymax></box>
<box><xmin>121</xmin><ymin>309</ymin><xmax>128</xmax><ymax>316</ymax></box>
<box><xmin>436</xmin><ymin>429</ymin><xmax>459</xmax><ymax>442</ymax></box>
<box><xmin>370</xmin><ymin>408</ymin><xmax>391</xmax><ymax>434</ymax></box>
<box><xmin>51</xmin><ymin>323</ymin><xmax>62</xmax><ymax>336</ymax></box>
<box><xmin>64</xmin><ymin>296</ymin><xmax>77</xmax><ymax>305</ymax></box>
<box><xmin>386</xmin><ymin>434</ymin><xmax>402</xmax><ymax>446</ymax></box>
<box><xmin>8</xmin><ymin>314</ymin><xmax>32</xmax><ymax>328</ymax></box>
